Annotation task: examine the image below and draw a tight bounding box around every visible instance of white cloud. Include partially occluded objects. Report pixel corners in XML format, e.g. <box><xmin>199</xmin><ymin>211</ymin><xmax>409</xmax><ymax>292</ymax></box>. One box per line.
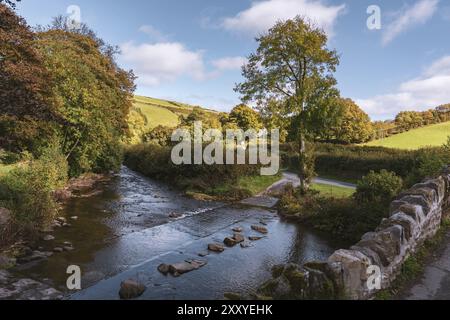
<box><xmin>211</xmin><ymin>56</ymin><xmax>247</xmax><ymax>71</ymax></box>
<box><xmin>120</xmin><ymin>42</ymin><xmax>207</xmax><ymax>86</ymax></box>
<box><xmin>356</xmin><ymin>55</ymin><xmax>450</xmax><ymax>119</ymax></box>
<box><xmin>382</xmin><ymin>0</ymin><xmax>439</xmax><ymax>46</ymax></box>
<box><xmin>139</xmin><ymin>25</ymin><xmax>169</xmax><ymax>42</ymax></box>
<box><xmin>222</xmin><ymin>0</ymin><xmax>346</xmax><ymax>37</ymax></box>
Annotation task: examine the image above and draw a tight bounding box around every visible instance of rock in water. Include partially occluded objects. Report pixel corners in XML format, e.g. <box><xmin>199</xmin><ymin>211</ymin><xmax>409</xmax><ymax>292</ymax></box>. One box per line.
<box><xmin>119</xmin><ymin>280</ymin><xmax>146</xmax><ymax>300</ymax></box>
<box><xmin>224</xmin><ymin>237</ymin><xmax>238</xmax><ymax>247</ymax></box>
<box><xmin>169</xmin><ymin>212</ymin><xmax>183</xmax><ymax>219</ymax></box>
<box><xmin>157</xmin><ymin>264</ymin><xmax>170</xmax><ymax>275</ymax></box>
<box><xmin>208</xmin><ymin>243</ymin><xmax>225</xmax><ymax>252</ymax></box>
<box><xmin>168</xmin><ymin>260</ymin><xmax>207</xmax><ymax>277</ymax></box>
<box><xmin>42</xmin><ymin>235</ymin><xmax>55</xmax><ymax>241</ymax></box>
<box><xmin>249</xmin><ymin>236</ymin><xmax>264</xmax><ymax>241</ymax></box>
<box><xmin>232</xmin><ymin>226</ymin><xmax>243</xmax><ymax>233</ymax></box>
<box><xmin>233</xmin><ymin>233</ymin><xmax>245</xmax><ymax>243</ymax></box>
<box><xmin>251</xmin><ymin>225</ymin><xmax>268</xmax><ymax>234</ymax></box>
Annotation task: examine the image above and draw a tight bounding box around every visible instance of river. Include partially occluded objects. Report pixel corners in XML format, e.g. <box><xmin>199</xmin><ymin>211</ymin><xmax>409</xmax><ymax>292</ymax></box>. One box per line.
<box><xmin>10</xmin><ymin>167</ymin><xmax>338</xmax><ymax>300</ymax></box>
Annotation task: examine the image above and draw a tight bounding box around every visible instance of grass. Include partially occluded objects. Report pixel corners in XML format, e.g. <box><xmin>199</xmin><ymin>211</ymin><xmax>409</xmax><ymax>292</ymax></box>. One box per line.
<box><xmin>365</xmin><ymin>122</ymin><xmax>450</xmax><ymax>150</ymax></box>
<box><xmin>311</xmin><ymin>183</ymin><xmax>355</xmax><ymax>198</ymax></box>
<box><xmin>130</xmin><ymin>95</ymin><xmax>220</xmax><ymax>132</ymax></box>
<box><xmin>0</xmin><ymin>163</ymin><xmax>15</xmax><ymax>177</ymax></box>
<box><xmin>201</xmin><ymin>173</ymin><xmax>283</xmax><ymax>200</ymax></box>
<box><xmin>236</xmin><ymin>174</ymin><xmax>283</xmax><ymax>195</ymax></box>
<box><xmin>133</xmin><ymin>101</ymin><xmax>180</xmax><ymax>130</ymax></box>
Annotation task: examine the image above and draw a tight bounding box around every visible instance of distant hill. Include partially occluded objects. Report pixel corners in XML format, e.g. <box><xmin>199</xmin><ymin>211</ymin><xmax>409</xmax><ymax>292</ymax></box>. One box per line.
<box><xmin>365</xmin><ymin>121</ymin><xmax>450</xmax><ymax>150</ymax></box>
<box><xmin>127</xmin><ymin>95</ymin><xmax>219</xmax><ymax>143</ymax></box>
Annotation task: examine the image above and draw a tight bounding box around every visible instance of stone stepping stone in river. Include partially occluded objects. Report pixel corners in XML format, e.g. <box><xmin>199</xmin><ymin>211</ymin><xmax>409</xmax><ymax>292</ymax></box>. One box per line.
<box><xmin>251</xmin><ymin>225</ymin><xmax>269</xmax><ymax>234</ymax></box>
<box><xmin>224</xmin><ymin>233</ymin><xmax>245</xmax><ymax>247</ymax></box>
<box><xmin>208</xmin><ymin>243</ymin><xmax>225</xmax><ymax>253</ymax></box>
<box><xmin>158</xmin><ymin>260</ymin><xmax>208</xmax><ymax>277</ymax></box>
<box><xmin>119</xmin><ymin>279</ymin><xmax>146</xmax><ymax>300</ymax></box>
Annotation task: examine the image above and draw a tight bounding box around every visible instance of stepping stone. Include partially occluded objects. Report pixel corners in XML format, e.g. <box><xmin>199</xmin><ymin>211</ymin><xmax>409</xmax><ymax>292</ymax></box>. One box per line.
<box><xmin>168</xmin><ymin>260</ymin><xmax>207</xmax><ymax>277</ymax></box>
<box><xmin>208</xmin><ymin>243</ymin><xmax>225</xmax><ymax>252</ymax></box>
<box><xmin>157</xmin><ymin>264</ymin><xmax>170</xmax><ymax>275</ymax></box>
<box><xmin>251</xmin><ymin>225</ymin><xmax>268</xmax><ymax>234</ymax></box>
<box><xmin>119</xmin><ymin>280</ymin><xmax>146</xmax><ymax>300</ymax></box>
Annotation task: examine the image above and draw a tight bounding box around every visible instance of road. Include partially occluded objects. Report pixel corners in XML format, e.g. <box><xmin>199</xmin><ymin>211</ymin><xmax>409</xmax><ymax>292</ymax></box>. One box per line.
<box><xmin>401</xmin><ymin>230</ymin><xmax>450</xmax><ymax>300</ymax></box>
<box><xmin>264</xmin><ymin>171</ymin><xmax>356</xmax><ymax>195</ymax></box>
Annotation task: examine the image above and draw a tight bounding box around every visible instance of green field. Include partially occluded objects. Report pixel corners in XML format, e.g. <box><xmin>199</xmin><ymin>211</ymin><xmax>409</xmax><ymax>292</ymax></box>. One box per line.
<box><xmin>127</xmin><ymin>95</ymin><xmax>220</xmax><ymax>143</ymax></box>
<box><xmin>131</xmin><ymin>95</ymin><xmax>218</xmax><ymax>130</ymax></box>
<box><xmin>133</xmin><ymin>101</ymin><xmax>180</xmax><ymax>130</ymax></box>
<box><xmin>311</xmin><ymin>183</ymin><xmax>355</xmax><ymax>198</ymax></box>
<box><xmin>365</xmin><ymin>122</ymin><xmax>450</xmax><ymax>150</ymax></box>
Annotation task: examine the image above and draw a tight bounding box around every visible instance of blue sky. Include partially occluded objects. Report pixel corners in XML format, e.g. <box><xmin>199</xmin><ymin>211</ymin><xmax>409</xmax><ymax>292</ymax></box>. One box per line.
<box><xmin>15</xmin><ymin>0</ymin><xmax>450</xmax><ymax>120</ymax></box>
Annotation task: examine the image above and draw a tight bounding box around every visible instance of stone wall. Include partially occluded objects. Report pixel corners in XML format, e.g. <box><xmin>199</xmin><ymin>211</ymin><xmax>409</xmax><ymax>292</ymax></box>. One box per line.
<box><xmin>328</xmin><ymin>169</ymin><xmax>450</xmax><ymax>299</ymax></box>
<box><xmin>260</xmin><ymin>168</ymin><xmax>450</xmax><ymax>300</ymax></box>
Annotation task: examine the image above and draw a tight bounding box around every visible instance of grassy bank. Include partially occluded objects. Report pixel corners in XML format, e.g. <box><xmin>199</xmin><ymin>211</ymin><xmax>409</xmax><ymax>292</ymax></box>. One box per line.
<box><xmin>311</xmin><ymin>183</ymin><xmax>355</xmax><ymax>198</ymax></box>
<box><xmin>206</xmin><ymin>173</ymin><xmax>282</xmax><ymax>199</ymax></box>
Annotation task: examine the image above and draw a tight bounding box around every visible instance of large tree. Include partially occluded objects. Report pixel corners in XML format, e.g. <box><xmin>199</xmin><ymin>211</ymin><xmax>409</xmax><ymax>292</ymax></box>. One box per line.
<box><xmin>235</xmin><ymin>16</ymin><xmax>340</xmax><ymax>190</ymax></box>
<box><xmin>36</xmin><ymin>23</ymin><xmax>135</xmax><ymax>176</ymax></box>
<box><xmin>332</xmin><ymin>98</ymin><xmax>374</xmax><ymax>144</ymax></box>
<box><xmin>0</xmin><ymin>4</ymin><xmax>59</xmax><ymax>152</ymax></box>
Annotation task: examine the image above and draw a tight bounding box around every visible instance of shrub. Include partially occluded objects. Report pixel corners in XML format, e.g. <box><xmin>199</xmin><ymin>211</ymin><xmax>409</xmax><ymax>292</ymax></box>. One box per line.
<box><xmin>0</xmin><ymin>146</ymin><xmax>68</xmax><ymax>236</ymax></box>
<box><xmin>143</xmin><ymin>125</ymin><xmax>174</xmax><ymax>146</ymax></box>
<box><xmin>124</xmin><ymin>143</ymin><xmax>262</xmax><ymax>194</ymax></box>
<box><xmin>355</xmin><ymin>170</ymin><xmax>403</xmax><ymax>205</ymax></box>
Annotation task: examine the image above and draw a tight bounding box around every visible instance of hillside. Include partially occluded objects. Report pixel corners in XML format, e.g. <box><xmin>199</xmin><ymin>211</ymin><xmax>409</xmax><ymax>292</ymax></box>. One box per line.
<box><xmin>127</xmin><ymin>95</ymin><xmax>219</xmax><ymax>143</ymax></box>
<box><xmin>365</xmin><ymin>121</ymin><xmax>450</xmax><ymax>150</ymax></box>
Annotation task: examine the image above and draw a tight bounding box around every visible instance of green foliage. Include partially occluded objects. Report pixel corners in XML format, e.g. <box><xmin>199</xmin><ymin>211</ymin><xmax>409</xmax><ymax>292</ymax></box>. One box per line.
<box><xmin>36</xmin><ymin>28</ymin><xmax>135</xmax><ymax>176</ymax></box>
<box><xmin>332</xmin><ymin>98</ymin><xmax>374</xmax><ymax>144</ymax></box>
<box><xmin>355</xmin><ymin>170</ymin><xmax>403</xmax><ymax>205</ymax></box>
<box><xmin>0</xmin><ymin>145</ymin><xmax>68</xmax><ymax>234</ymax></box>
<box><xmin>124</xmin><ymin>143</ymin><xmax>262</xmax><ymax>198</ymax></box>
<box><xmin>180</xmin><ymin>107</ymin><xmax>222</xmax><ymax>131</ymax></box>
<box><xmin>311</xmin><ymin>143</ymin><xmax>417</xmax><ymax>181</ymax></box>
<box><xmin>143</xmin><ymin>125</ymin><xmax>174</xmax><ymax>146</ymax></box>
<box><xmin>227</xmin><ymin>104</ymin><xmax>263</xmax><ymax>131</ymax></box>
<box><xmin>0</xmin><ymin>5</ymin><xmax>60</xmax><ymax>153</ymax></box>
<box><xmin>279</xmin><ymin>186</ymin><xmax>389</xmax><ymax>244</ymax></box>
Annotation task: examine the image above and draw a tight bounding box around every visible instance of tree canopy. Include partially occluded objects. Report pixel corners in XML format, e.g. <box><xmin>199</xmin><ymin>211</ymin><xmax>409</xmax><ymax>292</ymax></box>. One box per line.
<box><xmin>332</xmin><ymin>99</ymin><xmax>374</xmax><ymax>144</ymax></box>
<box><xmin>0</xmin><ymin>4</ymin><xmax>59</xmax><ymax>152</ymax></box>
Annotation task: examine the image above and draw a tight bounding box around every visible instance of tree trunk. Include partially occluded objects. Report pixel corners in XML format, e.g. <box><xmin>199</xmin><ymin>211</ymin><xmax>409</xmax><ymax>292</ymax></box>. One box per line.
<box><xmin>298</xmin><ymin>117</ymin><xmax>307</xmax><ymax>192</ymax></box>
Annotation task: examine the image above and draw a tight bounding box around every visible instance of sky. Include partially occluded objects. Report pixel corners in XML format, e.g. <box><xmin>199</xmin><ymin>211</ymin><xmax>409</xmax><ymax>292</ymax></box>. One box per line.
<box><xmin>14</xmin><ymin>0</ymin><xmax>450</xmax><ymax>120</ymax></box>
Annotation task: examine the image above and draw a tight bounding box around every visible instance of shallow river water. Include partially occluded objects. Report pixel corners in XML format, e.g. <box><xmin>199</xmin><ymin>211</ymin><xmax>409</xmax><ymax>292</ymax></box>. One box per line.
<box><xmin>12</xmin><ymin>167</ymin><xmax>339</xmax><ymax>300</ymax></box>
